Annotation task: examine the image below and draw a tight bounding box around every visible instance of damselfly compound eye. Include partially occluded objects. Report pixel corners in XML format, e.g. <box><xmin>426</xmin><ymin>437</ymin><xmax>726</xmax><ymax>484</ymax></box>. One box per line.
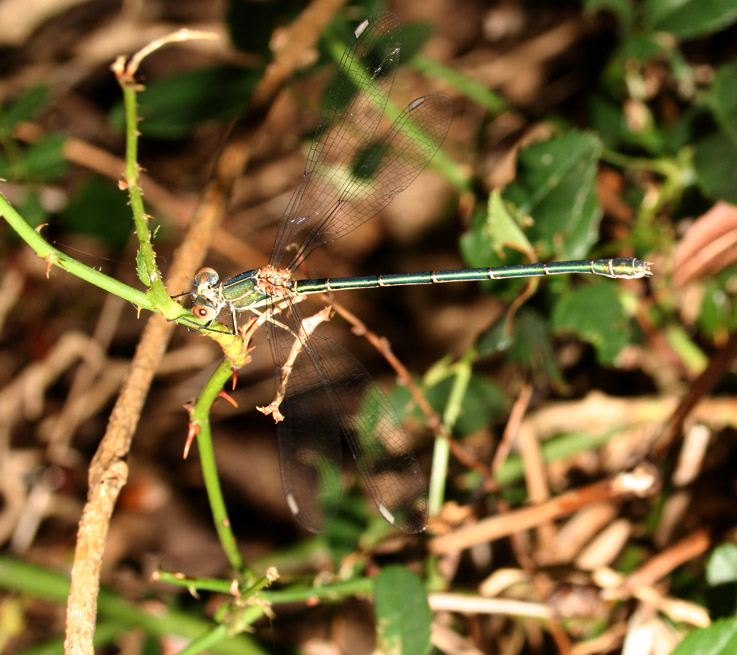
<box><xmin>192</xmin><ymin>304</ymin><xmax>217</xmax><ymax>321</ymax></box>
<box><xmin>194</xmin><ymin>267</ymin><xmax>219</xmax><ymax>292</ymax></box>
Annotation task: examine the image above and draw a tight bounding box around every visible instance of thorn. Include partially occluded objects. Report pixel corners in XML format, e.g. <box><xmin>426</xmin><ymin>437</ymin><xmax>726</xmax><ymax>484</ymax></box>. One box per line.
<box><xmin>183</xmin><ymin>421</ymin><xmax>200</xmax><ymax>459</ymax></box>
<box><xmin>217</xmin><ymin>390</ymin><xmax>238</xmax><ymax>408</ymax></box>
<box><xmin>135</xmin><ymin>305</ymin><xmax>143</xmax><ymax>319</ymax></box>
<box><xmin>231</xmin><ymin>369</ymin><xmax>238</xmax><ymax>390</ymax></box>
<box><xmin>39</xmin><ymin>252</ymin><xmax>60</xmax><ymax>279</ymax></box>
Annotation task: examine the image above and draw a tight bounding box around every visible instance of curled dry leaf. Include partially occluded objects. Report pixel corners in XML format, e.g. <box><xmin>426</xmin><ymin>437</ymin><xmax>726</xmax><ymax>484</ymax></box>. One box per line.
<box><xmin>673</xmin><ymin>201</ymin><xmax>737</xmax><ymax>288</ymax></box>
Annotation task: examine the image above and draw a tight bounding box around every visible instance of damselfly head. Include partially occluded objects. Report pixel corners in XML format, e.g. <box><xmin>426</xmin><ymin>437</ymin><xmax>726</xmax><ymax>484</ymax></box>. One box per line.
<box><xmin>194</xmin><ymin>267</ymin><xmax>220</xmax><ymax>293</ymax></box>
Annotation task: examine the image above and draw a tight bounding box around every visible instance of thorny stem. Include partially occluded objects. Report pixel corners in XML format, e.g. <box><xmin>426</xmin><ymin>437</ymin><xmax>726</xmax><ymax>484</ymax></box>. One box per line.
<box><xmin>189</xmin><ymin>359</ymin><xmax>249</xmax><ymax>575</ymax></box>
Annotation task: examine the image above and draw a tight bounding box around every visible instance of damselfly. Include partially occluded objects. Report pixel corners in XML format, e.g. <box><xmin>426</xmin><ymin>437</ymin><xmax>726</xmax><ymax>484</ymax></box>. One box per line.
<box><xmin>187</xmin><ymin>11</ymin><xmax>652</xmax><ymax>534</ymax></box>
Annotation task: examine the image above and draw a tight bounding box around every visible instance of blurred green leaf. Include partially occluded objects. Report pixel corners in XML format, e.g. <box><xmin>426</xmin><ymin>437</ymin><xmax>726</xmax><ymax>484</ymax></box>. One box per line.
<box><xmin>707</xmin><ymin>544</ymin><xmax>737</xmax><ymax>618</ymax></box>
<box><xmin>666</xmin><ymin>324</ymin><xmax>708</xmax><ymax>375</ymax></box>
<box><xmin>0</xmin><ymin>85</ymin><xmax>49</xmax><ymax>135</ymax></box>
<box><xmin>3</xmin><ymin>189</ymin><xmax>49</xmax><ymax>243</ymax></box>
<box><xmin>374</xmin><ymin>566</ymin><xmax>431</xmax><ymax>655</ymax></box>
<box><xmin>664</xmin><ymin>105</ymin><xmax>708</xmax><ymax>153</ymax></box>
<box><xmin>459</xmin><ymin>191</ymin><xmax>533</xmax><ymax>262</ymax></box>
<box><xmin>707</xmin><ymin>544</ymin><xmax>737</xmax><ymax>587</ymax></box>
<box><xmin>325</xmin><ymin>493</ymin><xmax>369</xmax><ymax>563</ymax></box>
<box><xmin>503</xmin><ymin>131</ymin><xmax>603</xmax><ymax>260</ymax></box>
<box><xmin>551</xmin><ymin>281</ymin><xmax>633</xmax><ymax>365</ymax></box>
<box><xmin>0</xmin><ymin>133</ymin><xmax>68</xmax><ymax>183</ymax></box>
<box><xmin>226</xmin><ymin>0</ymin><xmax>294</xmax><ymax>56</ymax></box>
<box><xmin>424</xmin><ymin>373</ymin><xmax>507</xmax><ymax>436</ymax></box>
<box><xmin>110</xmin><ymin>66</ymin><xmax>261</xmax><ymax>139</ymax></box>
<box><xmin>398</xmin><ymin>21</ymin><xmax>433</xmax><ymax>62</ymax></box>
<box><xmin>458</xmin><ymin>192</ymin><xmax>536</xmax><ymax>301</ymax></box>
<box><xmin>616</xmin><ymin>32</ymin><xmax>667</xmax><ymax>64</ymax></box>
<box><xmin>494</xmin><ymin>430</ymin><xmax>615</xmax><ymax>486</ymax></box>
<box><xmin>709</xmin><ymin>60</ymin><xmax>737</xmax><ymax>143</ymax></box>
<box><xmin>589</xmin><ymin>94</ymin><xmax>627</xmax><ymax>151</ymax></box>
<box><xmin>477</xmin><ymin>309</ymin><xmax>564</xmax><ymax>385</ymax></box>
<box><xmin>595</xmin><ymin>33</ymin><xmax>688</xmax><ymax>154</ymax></box>
<box><xmin>672</xmin><ymin>618</ymin><xmax>737</xmax><ymax>655</ymax></box>
<box><xmin>60</xmin><ymin>179</ymin><xmax>133</xmax><ymax>250</ymax></box>
<box><xmin>698</xmin><ymin>270</ymin><xmax>737</xmax><ymax>344</ymax></box>
<box><xmin>645</xmin><ymin>0</ymin><xmax>737</xmax><ymax>40</ymax></box>
<box><xmin>17</xmin><ymin>190</ymin><xmax>49</xmax><ymax>229</ymax></box>
<box><xmin>486</xmin><ymin>189</ymin><xmax>535</xmax><ymax>258</ymax></box>
<box><xmin>583</xmin><ymin>0</ymin><xmax>634</xmax><ymax>25</ymax></box>
<box><xmin>458</xmin><ymin>207</ymin><xmax>507</xmax><ymax>269</ymax></box>
<box><xmin>694</xmin><ymin>132</ymin><xmax>737</xmax><ymax>204</ymax></box>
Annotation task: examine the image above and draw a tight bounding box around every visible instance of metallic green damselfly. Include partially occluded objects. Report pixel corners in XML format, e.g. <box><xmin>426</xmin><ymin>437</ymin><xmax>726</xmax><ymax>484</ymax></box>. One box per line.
<box><xmin>186</xmin><ymin>11</ymin><xmax>652</xmax><ymax>534</ymax></box>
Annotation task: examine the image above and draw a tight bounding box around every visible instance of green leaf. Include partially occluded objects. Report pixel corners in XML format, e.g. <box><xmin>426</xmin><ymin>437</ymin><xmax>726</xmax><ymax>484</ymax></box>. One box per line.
<box><xmin>707</xmin><ymin>544</ymin><xmax>737</xmax><ymax>618</ymax></box>
<box><xmin>60</xmin><ymin>179</ymin><xmax>134</xmax><ymax>250</ymax></box>
<box><xmin>425</xmin><ymin>374</ymin><xmax>507</xmax><ymax>436</ymax></box>
<box><xmin>551</xmin><ymin>281</ymin><xmax>633</xmax><ymax>365</ymax></box>
<box><xmin>374</xmin><ymin>566</ymin><xmax>431</xmax><ymax>655</ymax></box>
<box><xmin>588</xmin><ymin>93</ymin><xmax>627</xmax><ymax>151</ymax></box>
<box><xmin>327</xmin><ymin>515</ymin><xmax>365</xmax><ymax>557</ymax></box>
<box><xmin>666</xmin><ymin>325</ymin><xmax>708</xmax><ymax>375</ymax></box>
<box><xmin>477</xmin><ymin>309</ymin><xmax>564</xmax><ymax>385</ymax></box>
<box><xmin>458</xmin><ymin>192</ymin><xmax>536</xmax><ymax>300</ymax></box>
<box><xmin>17</xmin><ymin>190</ymin><xmax>49</xmax><ymax>229</ymax></box>
<box><xmin>693</xmin><ymin>132</ymin><xmax>737</xmax><ymax>204</ymax></box>
<box><xmin>226</xmin><ymin>0</ymin><xmax>291</xmax><ymax>56</ymax></box>
<box><xmin>494</xmin><ymin>430</ymin><xmax>615</xmax><ymax>486</ymax></box>
<box><xmin>709</xmin><ymin>60</ymin><xmax>737</xmax><ymax>143</ymax></box>
<box><xmin>645</xmin><ymin>0</ymin><xmax>737</xmax><ymax>40</ymax></box>
<box><xmin>0</xmin><ymin>133</ymin><xmax>68</xmax><ymax>182</ymax></box>
<box><xmin>0</xmin><ymin>85</ymin><xmax>49</xmax><ymax>135</ymax></box>
<box><xmin>503</xmin><ymin>131</ymin><xmax>603</xmax><ymax>260</ymax></box>
<box><xmin>397</xmin><ymin>21</ymin><xmax>433</xmax><ymax>61</ymax></box>
<box><xmin>486</xmin><ymin>189</ymin><xmax>535</xmax><ymax>258</ymax></box>
<box><xmin>698</xmin><ymin>271</ymin><xmax>737</xmax><ymax>344</ymax></box>
<box><xmin>583</xmin><ymin>0</ymin><xmax>634</xmax><ymax>26</ymax></box>
<box><xmin>109</xmin><ymin>65</ymin><xmax>261</xmax><ymax>139</ymax></box>
<box><xmin>708</xmin><ymin>544</ymin><xmax>737</xmax><ymax>587</ymax></box>
<box><xmin>672</xmin><ymin>618</ymin><xmax>737</xmax><ymax>655</ymax></box>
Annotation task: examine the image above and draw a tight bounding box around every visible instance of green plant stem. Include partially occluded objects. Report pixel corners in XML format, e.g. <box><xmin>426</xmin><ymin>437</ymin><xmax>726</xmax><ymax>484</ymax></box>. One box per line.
<box><xmin>0</xmin><ymin>58</ymin><xmax>197</xmax><ymax>323</ymax></box>
<box><xmin>261</xmin><ymin>577</ymin><xmax>374</xmax><ymax>603</ymax></box>
<box><xmin>178</xmin><ymin>625</ymin><xmax>234</xmax><ymax>655</ymax></box>
<box><xmin>0</xmin><ymin>193</ymin><xmax>155</xmax><ymax>310</ymax></box>
<box><xmin>411</xmin><ymin>52</ymin><xmax>507</xmax><ymax>114</ymax></box>
<box><xmin>427</xmin><ymin>348</ymin><xmax>475</xmax><ymax>517</ymax></box>
<box><xmin>601</xmin><ymin>148</ymin><xmax>676</xmax><ymax>175</ymax></box>
<box><xmin>117</xmin><ymin>72</ymin><xmax>184</xmax><ymax>316</ymax></box>
<box><xmin>157</xmin><ymin>569</ymin><xmax>374</xmax><ymax>603</ymax></box>
<box><xmin>190</xmin><ymin>359</ymin><xmax>248</xmax><ymax>575</ymax></box>
<box><xmin>0</xmin><ymin>554</ymin><xmax>265</xmax><ymax>655</ymax></box>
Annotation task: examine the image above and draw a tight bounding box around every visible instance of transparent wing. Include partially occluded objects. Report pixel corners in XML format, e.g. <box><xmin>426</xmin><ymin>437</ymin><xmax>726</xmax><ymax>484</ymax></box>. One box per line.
<box><xmin>271</xmin><ymin>12</ymin><xmax>453</xmax><ymax>271</ymax></box>
<box><xmin>271</xmin><ymin>11</ymin><xmax>401</xmax><ymax>268</ymax></box>
<box><xmin>266</xmin><ymin>300</ymin><xmax>427</xmax><ymax>533</ymax></box>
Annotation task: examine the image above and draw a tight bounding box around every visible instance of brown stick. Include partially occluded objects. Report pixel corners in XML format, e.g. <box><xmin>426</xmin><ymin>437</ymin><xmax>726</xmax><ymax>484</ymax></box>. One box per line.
<box><xmin>429</xmin><ymin>464</ymin><xmax>659</xmax><ymax>555</ymax></box>
<box><xmin>654</xmin><ymin>330</ymin><xmax>737</xmax><ymax>457</ymax></box>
